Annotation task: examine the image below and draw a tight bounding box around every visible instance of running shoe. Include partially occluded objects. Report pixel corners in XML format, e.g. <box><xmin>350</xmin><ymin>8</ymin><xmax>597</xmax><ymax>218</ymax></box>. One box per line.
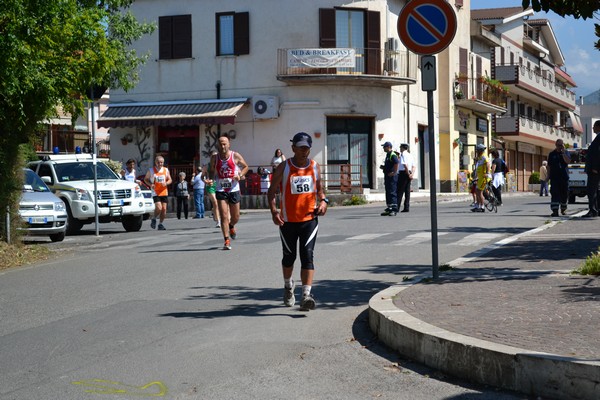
<box><xmin>283</xmin><ymin>281</ymin><xmax>295</xmax><ymax>307</ymax></box>
<box><xmin>150</xmin><ymin>218</ymin><xmax>157</xmax><ymax>229</ymax></box>
<box><xmin>158</xmin><ymin>224</ymin><xmax>166</xmax><ymax>230</ymax></box>
<box><xmin>216</xmin><ymin>221</ymin><xmax>221</xmax><ymax>228</ymax></box>
<box><xmin>229</xmin><ymin>226</ymin><xmax>237</xmax><ymax>240</ymax></box>
<box><xmin>299</xmin><ymin>293</ymin><xmax>316</xmax><ymax>311</ymax></box>
<box><xmin>561</xmin><ymin>209</ymin><xmax>567</xmax><ymax>215</ymax></box>
<box><xmin>223</xmin><ymin>238</ymin><xmax>231</xmax><ymax>250</ymax></box>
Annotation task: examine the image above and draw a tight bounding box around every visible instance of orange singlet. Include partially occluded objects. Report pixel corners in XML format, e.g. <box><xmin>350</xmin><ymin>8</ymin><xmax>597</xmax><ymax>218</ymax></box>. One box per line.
<box><xmin>280</xmin><ymin>159</ymin><xmax>319</xmax><ymax>223</ymax></box>
<box><xmin>152</xmin><ymin>166</ymin><xmax>169</xmax><ymax>197</ymax></box>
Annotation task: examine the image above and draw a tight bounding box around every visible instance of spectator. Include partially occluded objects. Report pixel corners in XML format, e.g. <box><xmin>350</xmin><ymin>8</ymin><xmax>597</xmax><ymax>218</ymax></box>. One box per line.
<box><xmin>271</xmin><ymin>148</ymin><xmax>286</xmax><ymax>170</ymax></box>
<box><xmin>380</xmin><ymin>142</ymin><xmax>399</xmax><ymax>216</ymax></box>
<box><xmin>174</xmin><ymin>172</ymin><xmax>190</xmax><ymax>219</ymax></box>
<box><xmin>583</xmin><ymin>120</ymin><xmax>600</xmax><ymax>217</ymax></box>
<box><xmin>547</xmin><ymin>139</ymin><xmax>570</xmax><ymax>217</ymax></box>
<box><xmin>490</xmin><ymin>150</ymin><xmax>505</xmax><ymax>206</ymax></box>
<box><xmin>539</xmin><ymin>160</ymin><xmax>549</xmax><ymax>197</ymax></box>
<box><xmin>190</xmin><ymin>166</ymin><xmax>205</xmax><ymax>219</ymax></box>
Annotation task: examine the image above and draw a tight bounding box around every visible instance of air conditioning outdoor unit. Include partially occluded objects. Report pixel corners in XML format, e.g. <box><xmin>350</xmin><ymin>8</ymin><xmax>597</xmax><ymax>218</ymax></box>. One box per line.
<box><xmin>252</xmin><ymin>95</ymin><xmax>279</xmax><ymax>120</ymax></box>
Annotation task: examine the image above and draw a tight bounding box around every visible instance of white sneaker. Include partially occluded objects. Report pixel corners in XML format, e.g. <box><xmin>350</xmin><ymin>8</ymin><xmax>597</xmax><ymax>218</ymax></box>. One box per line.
<box><xmin>283</xmin><ymin>281</ymin><xmax>295</xmax><ymax>307</ymax></box>
<box><xmin>216</xmin><ymin>221</ymin><xmax>221</xmax><ymax>228</ymax></box>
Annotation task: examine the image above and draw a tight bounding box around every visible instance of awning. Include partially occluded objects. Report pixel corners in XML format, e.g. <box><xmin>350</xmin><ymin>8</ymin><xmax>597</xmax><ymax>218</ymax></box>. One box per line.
<box><xmin>97</xmin><ymin>98</ymin><xmax>248</xmax><ymax>128</ymax></box>
<box><xmin>567</xmin><ymin>111</ymin><xmax>584</xmax><ymax>134</ymax></box>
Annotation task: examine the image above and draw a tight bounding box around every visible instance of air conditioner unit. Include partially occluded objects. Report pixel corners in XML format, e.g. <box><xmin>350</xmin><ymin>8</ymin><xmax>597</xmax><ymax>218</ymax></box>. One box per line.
<box><xmin>252</xmin><ymin>95</ymin><xmax>279</xmax><ymax>120</ymax></box>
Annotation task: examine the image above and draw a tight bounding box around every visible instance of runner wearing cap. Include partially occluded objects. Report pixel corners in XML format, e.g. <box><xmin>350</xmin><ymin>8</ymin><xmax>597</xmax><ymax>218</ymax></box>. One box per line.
<box><xmin>268</xmin><ymin>132</ymin><xmax>328</xmax><ymax>311</ymax></box>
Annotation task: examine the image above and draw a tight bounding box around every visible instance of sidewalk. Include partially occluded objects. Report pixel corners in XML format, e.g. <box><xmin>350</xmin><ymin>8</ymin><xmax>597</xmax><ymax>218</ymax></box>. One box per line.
<box><xmin>369</xmin><ymin>210</ymin><xmax>600</xmax><ymax>400</ymax></box>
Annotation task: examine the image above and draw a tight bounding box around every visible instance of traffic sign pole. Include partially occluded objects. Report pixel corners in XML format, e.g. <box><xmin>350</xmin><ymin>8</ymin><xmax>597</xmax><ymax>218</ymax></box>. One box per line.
<box><xmin>398</xmin><ymin>0</ymin><xmax>457</xmax><ymax>279</ymax></box>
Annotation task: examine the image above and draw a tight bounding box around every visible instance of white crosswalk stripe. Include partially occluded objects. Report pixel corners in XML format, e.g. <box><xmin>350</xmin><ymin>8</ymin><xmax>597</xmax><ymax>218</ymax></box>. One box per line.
<box><xmin>328</xmin><ymin>233</ymin><xmax>392</xmax><ymax>245</ymax></box>
<box><xmin>451</xmin><ymin>232</ymin><xmax>503</xmax><ymax>246</ymax></box>
<box><xmin>391</xmin><ymin>232</ymin><xmax>448</xmax><ymax>246</ymax></box>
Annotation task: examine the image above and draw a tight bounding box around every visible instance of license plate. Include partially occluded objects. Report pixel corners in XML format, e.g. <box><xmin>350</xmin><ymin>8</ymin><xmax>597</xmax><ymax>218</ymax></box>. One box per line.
<box><xmin>109</xmin><ymin>207</ymin><xmax>123</xmax><ymax>216</ymax></box>
<box><xmin>28</xmin><ymin>217</ymin><xmax>47</xmax><ymax>224</ymax></box>
<box><xmin>108</xmin><ymin>199</ymin><xmax>124</xmax><ymax>206</ymax></box>
<box><xmin>570</xmin><ymin>180</ymin><xmax>585</xmax><ymax>186</ymax></box>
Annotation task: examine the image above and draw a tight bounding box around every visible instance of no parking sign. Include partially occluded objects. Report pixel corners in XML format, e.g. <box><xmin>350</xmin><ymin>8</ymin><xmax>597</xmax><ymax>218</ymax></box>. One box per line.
<box><xmin>397</xmin><ymin>0</ymin><xmax>457</xmax><ymax>55</ymax></box>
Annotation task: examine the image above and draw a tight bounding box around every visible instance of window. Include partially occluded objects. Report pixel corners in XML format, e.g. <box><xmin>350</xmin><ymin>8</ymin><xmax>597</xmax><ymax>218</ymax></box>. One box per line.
<box><xmin>216</xmin><ymin>12</ymin><xmax>249</xmax><ymax>56</ymax></box>
<box><xmin>159</xmin><ymin>15</ymin><xmax>192</xmax><ymax>60</ymax></box>
<box><xmin>319</xmin><ymin>8</ymin><xmax>381</xmax><ymax>75</ymax></box>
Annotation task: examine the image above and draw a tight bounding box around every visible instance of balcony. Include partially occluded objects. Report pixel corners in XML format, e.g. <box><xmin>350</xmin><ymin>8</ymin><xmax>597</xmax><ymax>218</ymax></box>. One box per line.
<box><xmin>494</xmin><ymin>64</ymin><xmax>576</xmax><ymax>110</ymax></box>
<box><xmin>454</xmin><ymin>76</ymin><xmax>507</xmax><ymax>114</ymax></box>
<box><xmin>494</xmin><ymin>115</ymin><xmax>576</xmax><ymax>147</ymax></box>
<box><xmin>276</xmin><ymin>48</ymin><xmax>418</xmax><ymax>88</ymax></box>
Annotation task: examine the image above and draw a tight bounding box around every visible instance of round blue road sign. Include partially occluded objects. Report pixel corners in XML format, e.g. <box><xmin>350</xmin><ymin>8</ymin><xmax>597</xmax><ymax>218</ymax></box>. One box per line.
<box><xmin>398</xmin><ymin>0</ymin><xmax>457</xmax><ymax>55</ymax></box>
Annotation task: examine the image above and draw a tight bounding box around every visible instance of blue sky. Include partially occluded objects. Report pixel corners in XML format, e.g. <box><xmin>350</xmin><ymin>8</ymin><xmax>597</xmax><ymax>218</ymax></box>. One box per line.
<box><xmin>471</xmin><ymin>2</ymin><xmax>600</xmax><ymax>98</ymax></box>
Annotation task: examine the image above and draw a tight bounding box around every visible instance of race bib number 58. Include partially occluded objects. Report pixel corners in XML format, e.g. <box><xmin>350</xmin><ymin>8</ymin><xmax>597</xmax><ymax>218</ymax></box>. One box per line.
<box><xmin>290</xmin><ymin>175</ymin><xmax>315</xmax><ymax>194</ymax></box>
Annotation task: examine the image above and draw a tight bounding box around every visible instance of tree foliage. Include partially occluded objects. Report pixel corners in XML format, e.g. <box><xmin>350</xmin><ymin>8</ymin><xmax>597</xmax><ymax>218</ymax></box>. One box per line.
<box><xmin>0</xmin><ymin>0</ymin><xmax>154</xmax><ymax>241</ymax></box>
<box><xmin>522</xmin><ymin>0</ymin><xmax>600</xmax><ymax>50</ymax></box>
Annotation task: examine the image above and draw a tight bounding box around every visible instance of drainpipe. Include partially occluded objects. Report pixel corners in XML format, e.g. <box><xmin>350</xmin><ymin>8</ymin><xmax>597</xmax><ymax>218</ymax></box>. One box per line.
<box><xmin>216</xmin><ymin>81</ymin><xmax>221</xmax><ymax>136</ymax></box>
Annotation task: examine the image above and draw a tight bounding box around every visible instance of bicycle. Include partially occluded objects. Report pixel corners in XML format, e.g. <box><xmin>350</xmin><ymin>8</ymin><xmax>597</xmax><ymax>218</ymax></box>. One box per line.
<box><xmin>483</xmin><ymin>181</ymin><xmax>499</xmax><ymax>213</ymax></box>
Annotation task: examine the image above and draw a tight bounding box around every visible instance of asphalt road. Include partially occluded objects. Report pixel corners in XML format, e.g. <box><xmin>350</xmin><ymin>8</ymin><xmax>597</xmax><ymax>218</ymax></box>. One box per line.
<box><xmin>1</xmin><ymin>194</ymin><xmax>579</xmax><ymax>399</ymax></box>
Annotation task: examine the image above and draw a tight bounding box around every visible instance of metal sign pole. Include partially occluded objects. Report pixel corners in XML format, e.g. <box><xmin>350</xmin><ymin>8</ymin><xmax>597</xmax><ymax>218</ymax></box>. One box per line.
<box><xmin>89</xmin><ymin>91</ymin><xmax>99</xmax><ymax>237</ymax></box>
<box><xmin>427</xmin><ymin>90</ymin><xmax>439</xmax><ymax>279</ymax></box>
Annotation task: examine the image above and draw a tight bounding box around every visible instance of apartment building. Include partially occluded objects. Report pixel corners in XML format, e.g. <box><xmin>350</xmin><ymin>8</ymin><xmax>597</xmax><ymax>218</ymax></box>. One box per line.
<box><xmin>472</xmin><ymin>7</ymin><xmax>582</xmax><ymax>191</ymax></box>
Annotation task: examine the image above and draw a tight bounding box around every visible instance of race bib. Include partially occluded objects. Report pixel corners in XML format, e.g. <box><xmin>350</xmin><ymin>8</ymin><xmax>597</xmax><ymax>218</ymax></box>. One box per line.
<box><xmin>221</xmin><ymin>178</ymin><xmax>232</xmax><ymax>189</ymax></box>
<box><xmin>155</xmin><ymin>175</ymin><xmax>165</xmax><ymax>183</ymax></box>
<box><xmin>290</xmin><ymin>175</ymin><xmax>315</xmax><ymax>194</ymax></box>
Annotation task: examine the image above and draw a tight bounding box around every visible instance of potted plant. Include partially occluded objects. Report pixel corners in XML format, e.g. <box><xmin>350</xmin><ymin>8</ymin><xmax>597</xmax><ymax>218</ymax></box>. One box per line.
<box><xmin>528</xmin><ymin>171</ymin><xmax>541</xmax><ymax>193</ymax></box>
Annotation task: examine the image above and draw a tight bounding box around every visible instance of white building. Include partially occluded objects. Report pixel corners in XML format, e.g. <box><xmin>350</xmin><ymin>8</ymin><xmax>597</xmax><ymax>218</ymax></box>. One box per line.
<box><xmin>100</xmin><ymin>0</ymin><xmax>436</xmax><ymax>194</ymax></box>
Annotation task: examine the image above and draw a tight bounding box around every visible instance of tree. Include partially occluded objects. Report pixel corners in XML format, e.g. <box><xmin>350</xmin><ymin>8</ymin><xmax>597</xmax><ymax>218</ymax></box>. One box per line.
<box><xmin>521</xmin><ymin>0</ymin><xmax>600</xmax><ymax>50</ymax></box>
<box><xmin>0</xmin><ymin>0</ymin><xmax>155</xmax><ymax>241</ymax></box>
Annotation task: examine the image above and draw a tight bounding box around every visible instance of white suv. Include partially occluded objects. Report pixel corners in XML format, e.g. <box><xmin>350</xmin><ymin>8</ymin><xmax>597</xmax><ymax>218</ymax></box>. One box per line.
<box><xmin>28</xmin><ymin>154</ymin><xmax>146</xmax><ymax>234</ymax></box>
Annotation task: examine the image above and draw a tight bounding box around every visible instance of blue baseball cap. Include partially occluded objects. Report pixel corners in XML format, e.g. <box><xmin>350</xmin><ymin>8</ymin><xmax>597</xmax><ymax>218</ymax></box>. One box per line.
<box><xmin>291</xmin><ymin>132</ymin><xmax>312</xmax><ymax>148</ymax></box>
<box><xmin>382</xmin><ymin>141</ymin><xmax>393</xmax><ymax>148</ymax></box>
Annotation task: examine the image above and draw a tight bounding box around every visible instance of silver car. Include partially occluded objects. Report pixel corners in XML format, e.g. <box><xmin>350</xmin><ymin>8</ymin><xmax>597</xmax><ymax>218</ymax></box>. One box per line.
<box><xmin>19</xmin><ymin>169</ymin><xmax>68</xmax><ymax>242</ymax></box>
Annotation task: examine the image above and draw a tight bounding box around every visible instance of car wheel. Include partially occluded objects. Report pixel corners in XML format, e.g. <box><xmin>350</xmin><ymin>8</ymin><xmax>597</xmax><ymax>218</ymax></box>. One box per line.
<box><xmin>122</xmin><ymin>215</ymin><xmax>143</xmax><ymax>232</ymax></box>
<box><xmin>49</xmin><ymin>231</ymin><xmax>66</xmax><ymax>242</ymax></box>
<box><xmin>64</xmin><ymin>203</ymin><xmax>83</xmax><ymax>234</ymax></box>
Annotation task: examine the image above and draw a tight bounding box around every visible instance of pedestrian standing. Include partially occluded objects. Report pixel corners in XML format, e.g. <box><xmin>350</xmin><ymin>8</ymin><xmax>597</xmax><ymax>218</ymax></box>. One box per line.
<box><xmin>539</xmin><ymin>161</ymin><xmax>549</xmax><ymax>196</ymax></box>
<box><xmin>208</xmin><ymin>136</ymin><xmax>249</xmax><ymax>250</ymax></box>
<box><xmin>190</xmin><ymin>166</ymin><xmax>205</xmax><ymax>218</ymax></box>
<box><xmin>380</xmin><ymin>141</ymin><xmax>399</xmax><ymax>216</ymax></box>
<box><xmin>490</xmin><ymin>150</ymin><xmax>505</xmax><ymax>206</ymax></box>
<box><xmin>547</xmin><ymin>139</ymin><xmax>571</xmax><ymax>217</ymax></box>
<box><xmin>267</xmin><ymin>132</ymin><xmax>327</xmax><ymax>311</ymax></box>
<box><xmin>174</xmin><ymin>172</ymin><xmax>190</xmax><ymax>219</ymax></box>
<box><xmin>583</xmin><ymin>120</ymin><xmax>600</xmax><ymax>217</ymax></box>
<box><xmin>397</xmin><ymin>143</ymin><xmax>416</xmax><ymax>212</ymax></box>
<box><xmin>144</xmin><ymin>155</ymin><xmax>172</xmax><ymax>230</ymax></box>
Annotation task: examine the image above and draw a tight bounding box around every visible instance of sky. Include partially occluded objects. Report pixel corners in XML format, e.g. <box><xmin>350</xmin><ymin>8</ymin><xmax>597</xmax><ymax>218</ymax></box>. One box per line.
<box><xmin>472</xmin><ymin>1</ymin><xmax>600</xmax><ymax>99</ymax></box>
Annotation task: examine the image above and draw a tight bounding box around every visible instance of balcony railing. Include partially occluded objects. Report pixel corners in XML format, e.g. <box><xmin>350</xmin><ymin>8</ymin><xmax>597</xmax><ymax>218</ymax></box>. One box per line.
<box><xmin>494</xmin><ymin>115</ymin><xmax>575</xmax><ymax>144</ymax></box>
<box><xmin>277</xmin><ymin>48</ymin><xmax>418</xmax><ymax>87</ymax></box>
<box><xmin>495</xmin><ymin>64</ymin><xmax>576</xmax><ymax>109</ymax></box>
<box><xmin>454</xmin><ymin>76</ymin><xmax>507</xmax><ymax>114</ymax></box>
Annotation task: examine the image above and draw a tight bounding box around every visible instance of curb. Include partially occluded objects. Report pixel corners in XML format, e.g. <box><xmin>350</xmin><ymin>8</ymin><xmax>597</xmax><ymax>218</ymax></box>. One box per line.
<box><xmin>368</xmin><ymin>218</ymin><xmax>600</xmax><ymax>400</ymax></box>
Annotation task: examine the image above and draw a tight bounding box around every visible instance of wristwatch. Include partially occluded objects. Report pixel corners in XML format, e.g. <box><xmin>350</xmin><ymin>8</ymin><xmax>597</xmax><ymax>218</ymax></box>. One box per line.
<box><xmin>320</xmin><ymin>198</ymin><xmax>329</xmax><ymax>204</ymax></box>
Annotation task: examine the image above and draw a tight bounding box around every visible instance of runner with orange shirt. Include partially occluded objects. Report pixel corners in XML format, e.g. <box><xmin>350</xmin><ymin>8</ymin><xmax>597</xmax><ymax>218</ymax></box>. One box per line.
<box><xmin>267</xmin><ymin>132</ymin><xmax>328</xmax><ymax>311</ymax></box>
<box><xmin>144</xmin><ymin>155</ymin><xmax>173</xmax><ymax>230</ymax></box>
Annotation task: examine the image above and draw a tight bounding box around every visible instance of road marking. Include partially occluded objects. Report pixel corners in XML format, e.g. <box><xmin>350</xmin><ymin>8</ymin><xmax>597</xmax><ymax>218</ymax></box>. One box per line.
<box><xmin>391</xmin><ymin>232</ymin><xmax>448</xmax><ymax>246</ymax></box>
<box><xmin>451</xmin><ymin>233</ymin><xmax>503</xmax><ymax>246</ymax></box>
<box><xmin>72</xmin><ymin>379</ymin><xmax>168</xmax><ymax>397</ymax></box>
<box><xmin>329</xmin><ymin>233</ymin><xmax>391</xmax><ymax>245</ymax></box>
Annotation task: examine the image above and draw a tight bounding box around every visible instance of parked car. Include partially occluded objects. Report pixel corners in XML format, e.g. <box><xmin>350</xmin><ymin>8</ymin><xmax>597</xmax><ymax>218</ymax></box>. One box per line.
<box><xmin>28</xmin><ymin>154</ymin><xmax>146</xmax><ymax>234</ymax></box>
<box><xmin>137</xmin><ymin>176</ymin><xmax>155</xmax><ymax>220</ymax></box>
<box><xmin>18</xmin><ymin>169</ymin><xmax>67</xmax><ymax>242</ymax></box>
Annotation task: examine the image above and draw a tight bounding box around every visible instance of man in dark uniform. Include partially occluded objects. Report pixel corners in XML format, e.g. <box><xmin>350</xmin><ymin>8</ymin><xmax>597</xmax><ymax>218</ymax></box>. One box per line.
<box><xmin>380</xmin><ymin>142</ymin><xmax>399</xmax><ymax>216</ymax></box>
<box><xmin>547</xmin><ymin>139</ymin><xmax>571</xmax><ymax>217</ymax></box>
<box><xmin>583</xmin><ymin>120</ymin><xmax>600</xmax><ymax>217</ymax></box>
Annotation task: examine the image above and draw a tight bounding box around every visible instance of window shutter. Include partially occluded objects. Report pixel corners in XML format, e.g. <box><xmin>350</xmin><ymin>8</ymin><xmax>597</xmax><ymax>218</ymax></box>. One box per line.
<box><xmin>172</xmin><ymin>15</ymin><xmax>192</xmax><ymax>59</ymax></box>
<box><xmin>459</xmin><ymin>47</ymin><xmax>468</xmax><ymax>77</ymax></box>
<box><xmin>365</xmin><ymin>10</ymin><xmax>381</xmax><ymax>75</ymax></box>
<box><xmin>319</xmin><ymin>9</ymin><xmax>336</xmax><ymax>48</ymax></box>
<box><xmin>234</xmin><ymin>12</ymin><xmax>249</xmax><ymax>55</ymax></box>
<box><xmin>159</xmin><ymin>16</ymin><xmax>173</xmax><ymax>59</ymax></box>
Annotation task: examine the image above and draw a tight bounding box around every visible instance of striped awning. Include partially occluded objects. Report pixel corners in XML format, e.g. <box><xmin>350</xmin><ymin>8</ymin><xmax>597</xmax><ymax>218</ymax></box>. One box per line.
<box><xmin>98</xmin><ymin>98</ymin><xmax>248</xmax><ymax>128</ymax></box>
<box><xmin>567</xmin><ymin>110</ymin><xmax>584</xmax><ymax>134</ymax></box>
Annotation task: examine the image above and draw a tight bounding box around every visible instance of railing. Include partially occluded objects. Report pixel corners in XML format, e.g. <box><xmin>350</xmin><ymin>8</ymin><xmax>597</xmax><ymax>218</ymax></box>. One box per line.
<box><xmin>277</xmin><ymin>48</ymin><xmax>418</xmax><ymax>81</ymax></box>
<box><xmin>494</xmin><ymin>115</ymin><xmax>573</xmax><ymax>142</ymax></box>
<box><xmin>168</xmin><ymin>163</ymin><xmax>364</xmax><ymax>195</ymax></box>
<box><xmin>495</xmin><ymin>64</ymin><xmax>576</xmax><ymax>107</ymax></box>
<box><xmin>454</xmin><ymin>76</ymin><xmax>507</xmax><ymax>109</ymax></box>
